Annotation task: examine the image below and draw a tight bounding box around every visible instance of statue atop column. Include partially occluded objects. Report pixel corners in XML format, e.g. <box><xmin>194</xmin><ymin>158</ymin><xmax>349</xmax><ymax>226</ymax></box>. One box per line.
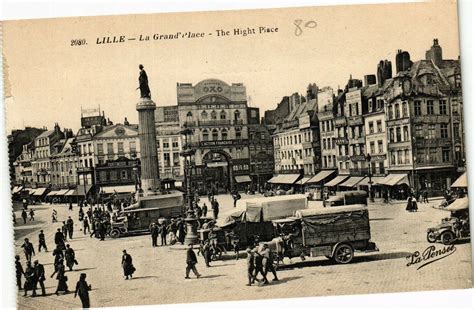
<box><xmin>137</xmin><ymin>64</ymin><xmax>151</xmax><ymax>99</ymax></box>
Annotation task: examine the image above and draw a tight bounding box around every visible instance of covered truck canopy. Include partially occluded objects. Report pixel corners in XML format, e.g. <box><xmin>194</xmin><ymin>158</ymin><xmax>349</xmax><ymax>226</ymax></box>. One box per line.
<box><xmin>236</xmin><ymin>194</ymin><xmax>308</xmax><ymax>222</ymax></box>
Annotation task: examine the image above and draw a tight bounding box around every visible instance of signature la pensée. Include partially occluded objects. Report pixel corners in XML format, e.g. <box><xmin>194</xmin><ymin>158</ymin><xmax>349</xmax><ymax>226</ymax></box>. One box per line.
<box><xmin>406</xmin><ymin>245</ymin><xmax>456</xmax><ymax>270</ymax></box>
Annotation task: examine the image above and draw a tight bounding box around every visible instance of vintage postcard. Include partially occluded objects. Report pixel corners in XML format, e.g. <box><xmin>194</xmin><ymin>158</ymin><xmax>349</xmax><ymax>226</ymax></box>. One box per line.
<box><xmin>3</xmin><ymin>0</ymin><xmax>472</xmax><ymax>308</ymax></box>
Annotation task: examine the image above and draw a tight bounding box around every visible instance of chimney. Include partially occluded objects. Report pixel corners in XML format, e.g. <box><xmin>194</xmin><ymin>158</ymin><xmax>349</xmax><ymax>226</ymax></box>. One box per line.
<box><xmin>364</xmin><ymin>75</ymin><xmax>377</xmax><ymax>86</ymax></box>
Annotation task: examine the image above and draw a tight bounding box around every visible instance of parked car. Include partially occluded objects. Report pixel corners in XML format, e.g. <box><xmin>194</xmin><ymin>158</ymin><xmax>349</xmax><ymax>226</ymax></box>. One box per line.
<box><xmin>427</xmin><ymin>197</ymin><xmax>470</xmax><ymax>245</ymax></box>
<box><xmin>323</xmin><ymin>190</ymin><xmax>367</xmax><ymax>207</ymax></box>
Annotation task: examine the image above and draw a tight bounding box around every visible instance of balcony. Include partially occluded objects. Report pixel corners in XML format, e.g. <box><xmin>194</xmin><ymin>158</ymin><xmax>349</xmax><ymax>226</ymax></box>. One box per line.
<box><xmin>388</xmin><ymin>140</ymin><xmax>411</xmax><ymax>150</ymax></box>
<box><xmin>334</xmin><ymin>117</ymin><xmax>347</xmax><ymax>127</ymax></box>
<box><xmin>349</xmin><ymin>136</ymin><xmax>365</xmax><ymax>145</ymax></box>
<box><xmin>335</xmin><ymin>137</ymin><xmax>349</xmax><ymax>145</ymax></box>
<box><xmin>347</xmin><ymin>116</ymin><xmax>364</xmax><ymax>126</ymax></box>
<box><xmin>413</xmin><ymin>115</ymin><xmax>450</xmax><ymax>124</ymax></box>
<box><xmin>415</xmin><ymin>138</ymin><xmax>451</xmax><ymax>148</ymax></box>
<box><xmin>337</xmin><ymin>155</ymin><xmax>350</xmax><ymax>161</ymax></box>
<box><xmin>198</xmin><ymin>119</ymin><xmax>232</xmax><ymax>126</ymax></box>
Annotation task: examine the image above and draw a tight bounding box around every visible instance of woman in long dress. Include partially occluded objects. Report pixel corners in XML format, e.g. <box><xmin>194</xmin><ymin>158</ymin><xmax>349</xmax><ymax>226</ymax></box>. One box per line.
<box><xmin>51</xmin><ymin>258</ymin><xmax>69</xmax><ymax>295</ymax></box>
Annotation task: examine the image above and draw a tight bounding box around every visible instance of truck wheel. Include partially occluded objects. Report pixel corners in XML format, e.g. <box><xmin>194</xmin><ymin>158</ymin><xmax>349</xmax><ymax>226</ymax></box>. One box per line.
<box><xmin>333</xmin><ymin>244</ymin><xmax>354</xmax><ymax>264</ymax></box>
<box><xmin>441</xmin><ymin>231</ymin><xmax>455</xmax><ymax>245</ymax></box>
<box><xmin>426</xmin><ymin>232</ymin><xmax>437</xmax><ymax>243</ymax></box>
<box><xmin>110</xmin><ymin>229</ymin><xmax>120</xmax><ymax>239</ymax></box>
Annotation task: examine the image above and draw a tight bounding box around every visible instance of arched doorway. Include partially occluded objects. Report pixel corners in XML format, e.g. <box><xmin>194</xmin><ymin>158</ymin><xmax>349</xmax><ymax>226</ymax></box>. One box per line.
<box><xmin>203</xmin><ymin>150</ymin><xmax>232</xmax><ymax>194</ymax></box>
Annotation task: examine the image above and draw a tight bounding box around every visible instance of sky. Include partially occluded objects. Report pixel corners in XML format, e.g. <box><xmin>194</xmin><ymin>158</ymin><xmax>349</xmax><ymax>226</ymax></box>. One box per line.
<box><xmin>2</xmin><ymin>1</ymin><xmax>460</xmax><ymax>133</ymax></box>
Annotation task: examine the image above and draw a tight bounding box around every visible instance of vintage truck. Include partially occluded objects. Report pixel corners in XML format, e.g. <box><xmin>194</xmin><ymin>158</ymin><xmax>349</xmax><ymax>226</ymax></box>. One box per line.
<box><xmin>214</xmin><ymin>194</ymin><xmax>309</xmax><ymax>248</ymax></box>
<box><xmin>109</xmin><ymin>191</ymin><xmax>184</xmax><ymax>238</ymax></box>
<box><xmin>323</xmin><ymin>190</ymin><xmax>367</xmax><ymax>207</ymax></box>
<box><xmin>269</xmin><ymin>204</ymin><xmax>378</xmax><ymax>265</ymax></box>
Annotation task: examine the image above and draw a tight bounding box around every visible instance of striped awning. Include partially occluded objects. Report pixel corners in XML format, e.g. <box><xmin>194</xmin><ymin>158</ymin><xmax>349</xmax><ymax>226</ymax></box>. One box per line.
<box><xmin>451</xmin><ymin>172</ymin><xmax>467</xmax><ymax>188</ymax></box>
<box><xmin>339</xmin><ymin>177</ymin><xmax>365</xmax><ymax>188</ymax></box>
<box><xmin>325</xmin><ymin>175</ymin><xmax>350</xmax><ymax>187</ymax></box>
<box><xmin>307</xmin><ymin>170</ymin><xmax>336</xmax><ymax>184</ymax></box>
<box><xmin>235</xmin><ymin>175</ymin><xmax>252</xmax><ymax>183</ymax></box>
<box><xmin>358</xmin><ymin>176</ymin><xmax>385</xmax><ymax>186</ymax></box>
<box><xmin>12</xmin><ymin>186</ymin><xmax>23</xmax><ymax>194</ymax></box>
<box><xmin>377</xmin><ymin>174</ymin><xmax>410</xmax><ymax>186</ymax></box>
<box><xmin>267</xmin><ymin>174</ymin><xmax>300</xmax><ymax>184</ymax></box>
<box><xmin>101</xmin><ymin>185</ymin><xmax>136</xmax><ymax>194</ymax></box>
<box><xmin>31</xmin><ymin>188</ymin><xmax>47</xmax><ymax>196</ymax></box>
<box><xmin>47</xmin><ymin>190</ymin><xmax>60</xmax><ymax>197</ymax></box>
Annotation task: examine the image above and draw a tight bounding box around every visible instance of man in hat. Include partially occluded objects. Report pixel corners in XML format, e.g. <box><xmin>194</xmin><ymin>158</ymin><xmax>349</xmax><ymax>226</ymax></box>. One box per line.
<box><xmin>185</xmin><ymin>244</ymin><xmax>201</xmax><ymax>279</ymax></box>
<box><xmin>33</xmin><ymin>260</ymin><xmax>46</xmax><ymax>296</ymax></box>
<box><xmin>150</xmin><ymin>223</ymin><xmax>159</xmax><ymax>247</ymax></box>
<box><xmin>54</xmin><ymin>228</ymin><xmax>65</xmax><ymax>249</ymax></box>
<box><xmin>38</xmin><ymin>230</ymin><xmax>47</xmax><ymax>252</ymax></box>
<box><xmin>258</xmin><ymin>243</ymin><xmax>279</xmax><ymax>284</ymax></box>
<box><xmin>15</xmin><ymin>255</ymin><xmax>25</xmax><ymax>291</ymax></box>
<box><xmin>74</xmin><ymin>273</ymin><xmax>92</xmax><ymax>308</ymax></box>
<box><xmin>66</xmin><ymin>216</ymin><xmax>74</xmax><ymax>239</ymax></box>
<box><xmin>246</xmin><ymin>247</ymin><xmax>257</xmax><ymax>286</ymax></box>
<box><xmin>21</xmin><ymin>238</ymin><xmax>35</xmax><ymax>263</ymax></box>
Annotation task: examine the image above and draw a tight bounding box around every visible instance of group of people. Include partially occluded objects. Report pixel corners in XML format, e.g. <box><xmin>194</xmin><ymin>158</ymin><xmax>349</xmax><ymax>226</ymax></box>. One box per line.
<box><xmin>150</xmin><ymin>218</ymin><xmax>187</xmax><ymax>247</ymax></box>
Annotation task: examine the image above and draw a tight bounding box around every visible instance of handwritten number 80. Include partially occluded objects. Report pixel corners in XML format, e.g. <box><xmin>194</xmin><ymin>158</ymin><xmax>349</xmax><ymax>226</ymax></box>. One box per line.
<box><xmin>294</xmin><ymin>20</ymin><xmax>317</xmax><ymax>36</ymax></box>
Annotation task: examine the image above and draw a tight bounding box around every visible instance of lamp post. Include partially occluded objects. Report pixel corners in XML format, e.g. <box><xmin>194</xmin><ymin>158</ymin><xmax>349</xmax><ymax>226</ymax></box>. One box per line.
<box><xmin>180</xmin><ymin>125</ymin><xmax>198</xmax><ymax>245</ymax></box>
<box><xmin>365</xmin><ymin>153</ymin><xmax>374</xmax><ymax>202</ymax></box>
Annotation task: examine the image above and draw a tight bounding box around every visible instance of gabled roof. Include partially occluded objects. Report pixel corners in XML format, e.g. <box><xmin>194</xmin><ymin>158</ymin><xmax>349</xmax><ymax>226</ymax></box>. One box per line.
<box><xmin>94</xmin><ymin>124</ymin><xmax>138</xmax><ymax>139</ymax></box>
<box><xmin>36</xmin><ymin>130</ymin><xmax>54</xmax><ymax>139</ymax></box>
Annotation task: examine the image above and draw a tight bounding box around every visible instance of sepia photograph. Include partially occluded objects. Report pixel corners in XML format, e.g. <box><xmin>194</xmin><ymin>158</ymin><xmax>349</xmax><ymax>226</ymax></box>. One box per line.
<box><xmin>1</xmin><ymin>0</ymin><xmax>472</xmax><ymax>308</ymax></box>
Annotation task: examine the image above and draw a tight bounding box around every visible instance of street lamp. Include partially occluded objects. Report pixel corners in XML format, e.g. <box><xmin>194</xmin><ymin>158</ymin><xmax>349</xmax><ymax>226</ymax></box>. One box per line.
<box><xmin>179</xmin><ymin>125</ymin><xmax>199</xmax><ymax>245</ymax></box>
<box><xmin>365</xmin><ymin>153</ymin><xmax>374</xmax><ymax>202</ymax></box>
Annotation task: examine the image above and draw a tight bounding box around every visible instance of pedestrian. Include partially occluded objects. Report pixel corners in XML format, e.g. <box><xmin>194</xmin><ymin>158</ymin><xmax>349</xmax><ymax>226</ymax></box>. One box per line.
<box><xmin>160</xmin><ymin>223</ymin><xmax>168</xmax><ymax>246</ymax></box>
<box><xmin>177</xmin><ymin>220</ymin><xmax>186</xmax><ymax>245</ymax></box>
<box><xmin>202</xmin><ymin>240</ymin><xmax>211</xmax><ymax>267</ymax></box>
<box><xmin>53</xmin><ymin>245</ymin><xmax>64</xmax><ymax>266</ymax></box>
<box><xmin>67</xmin><ymin>216</ymin><xmax>74</xmax><ymax>239</ymax></box>
<box><xmin>38</xmin><ymin>230</ymin><xmax>48</xmax><ymax>252</ymax></box>
<box><xmin>202</xmin><ymin>203</ymin><xmax>208</xmax><ymax>218</ymax></box>
<box><xmin>21</xmin><ymin>238</ymin><xmax>35</xmax><ymax>263</ymax></box>
<box><xmin>258</xmin><ymin>243</ymin><xmax>278</xmax><ymax>284</ymax></box>
<box><xmin>232</xmin><ymin>191</ymin><xmax>241</xmax><ymax>208</ymax></box>
<box><xmin>246</xmin><ymin>247</ymin><xmax>257</xmax><ymax>286</ymax></box>
<box><xmin>406</xmin><ymin>196</ymin><xmax>413</xmax><ymax>212</ymax></box>
<box><xmin>51</xmin><ymin>258</ymin><xmax>69</xmax><ymax>295</ymax></box>
<box><xmin>33</xmin><ymin>260</ymin><xmax>46</xmax><ymax>296</ymax></box>
<box><xmin>151</xmin><ymin>223</ymin><xmax>159</xmax><ymax>247</ymax></box>
<box><xmin>69</xmin><ymin>201</ymin><xmax>73</xmax><ymax>211</ymax></box>
<box><xmin>99</xmin><ymin>220</ymin><xmax>106</xmax><ymax>241</ymax></box>
<box><xmin>121</xmin><ymin>250</ymin><xmax>135</xmax><ymax>280</ymax></box>
<box><xmin>195</xmin><ymin>205</ymin><xmax>202</xmax><ymax>218</ymax></box>
<box><xmin>232</xmin><ymin>234</ymin><xmax>240</xmax><ymax>260</ymax></box>
<box><xmin>29</xmin><ymin>209</ymin><xmax>35</xmax><ymax>221</ymax></box>
<box><xmin>15</xmin><ymin>255</ymin><xmax>25</xmax><ymax>291</ymax></box>
<box><xmin>74</xmin><ymin>273</ymin><xmax>92</xmax><ymax>309</ymax></box>
<box><xmin>21</xmin><ymin>209</ymin><xmax>28</xmax><ymax>224</ymax></box>
<box><xmin>412</xmin><ymin>196</ymin><xmax>418</xmax><ymax>212</ymax></box>
<box><xmin>23</xmin><ymin>261</ymin><xmax>36</xmax><ymax>297</ymax></box>
<box><xmin>83</xmin><ymin>216</ymin><xmax>90</xmax><ymax>235</ymax></box>
<box><xmin>54</xmin><ymin>228</ymin><xmax>65</xmax><ymax>249</ymax></box>
<box><xmin>62</xmin><ymin>221</ymin><xmax>68</xmax><ymax>241</ymax></box>
<box><xmin>212</xmin><ymin>199</ymin><xmax>219</xmax><ymax>220</ymax></box>
<box><xmin>168</xmin><ymin>219</ymin><xmax>178</xmax><ymax>245</ymax></box>
<box><xmin>185</xmin><ymin>244</ymin><xmax>201</xmax><ymax>279</ymax></box>
<box><xmin>65</xmin><ymin>244</ymin><xmax>78</xmax><ymax>271</ymax></box>
<box><xmin>423</xmin><ymin>190</ymin><xmax>429</xmax><ymax>203</ymax></box>
<box><xmin>52</xmin><ymin>209</ymin><xmax>58</xmax><ymax>223</ymax></box>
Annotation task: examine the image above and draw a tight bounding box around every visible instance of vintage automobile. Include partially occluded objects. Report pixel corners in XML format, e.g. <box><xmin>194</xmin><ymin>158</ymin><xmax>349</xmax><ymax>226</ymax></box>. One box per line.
<box><xmin>109</xmin><ymin>192</ymin><xmax>183</xmax><ymax>238</ymax></box>
<box><xmin>323</xmin><ymin>190</ymin><xmax>367</xmax><ymax>207</ymax></box>
<box><xmin>269</xmin><ymin>205</ymin><xmax>378</xmax><ymax>266</ymax></box>
<box><xmin>426</xmin><ymin>197</ymin><xmax>470</xmax><ymax>245</ymax></box>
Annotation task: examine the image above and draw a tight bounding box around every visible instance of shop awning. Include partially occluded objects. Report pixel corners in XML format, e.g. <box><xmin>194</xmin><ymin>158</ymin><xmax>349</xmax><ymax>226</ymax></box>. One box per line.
<box><xmin>47</xmin><ymin>190</ymin><xmax>59</xmax><ymax>197</ymax></box>
<box><xmin>445</xmin><ymin>197</ymin><xmax>469</xmax><ymax>211</ymax></box>
<box><xmin>55</xmin><ymin>189</ymin><xmax>70</xmax><ymax>196</ymax></box>
<box><xmin>358</xmin><ymin>176</ymin><xmax>385</xmax><ymax>186</ymax></box>
<box><xmin>307</xmin><ymin>170</ymin><xmax>336</xmax><ymax>184</ymax></box>
<box><xmin>77</xmin><ymin>185</ymin><xmax>93</xmax><ymax>196</ymax></box>
<box><xmin>339</xmin><ymin>176</ymin><xmax>365</xmax><ymax>188</ymax></box>
<box><xmin>297</xmin><ymin>177</ymin><xmax>312</xmax><ymax>185</ymax></box>
<box><xmin>267</xmin><ymin>174</ymin><xmax>300</xmax><ymax>184</ymax></box>
<box><xmin>65</xmin><ymin>189</ymin><xmax>77</xmax><ymax>196</ymax></box>
<box><xmin>31</xmin><ymin>188</ymin><xmax>47</xmax><ymax>196</ymax></box>
<box><xmin>235</xmin><ymin>175</ymin><xmax>252</xmax><ymax>183</ymax></box>
<box><xmin>377</xmin><ymin>174</ymin><xmax>410</xmax><ymax>186</ymax></box>
<box><xmin>101</xmin><ymin>185</ymin><xmax>136</xmax><ymax>194</ymax></box>
<box><xmin>325</xmin><ymin>175</ymin><xmax>350</xmax><ymax>187</ymax></box>
<box><xmin>451</xmin><ymin>172</ymin><xmax>467</xmax><ymax>188</ymax></box>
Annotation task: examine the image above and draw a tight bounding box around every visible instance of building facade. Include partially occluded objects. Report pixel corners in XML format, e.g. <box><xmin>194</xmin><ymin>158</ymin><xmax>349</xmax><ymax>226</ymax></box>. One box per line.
<box><xmin>50</xmin><ymin>136</ymin><xmax>78</xmax><ymax>189</ymax></box>
<box><xmin>177</xmin><ymin>79</ymin><xmax>250</xmax><ymax>193</ymax></box>
<box><xmin>317</xmin><ymin>87</ymin><xmax>337</xmax><ymax>170</ymax></box>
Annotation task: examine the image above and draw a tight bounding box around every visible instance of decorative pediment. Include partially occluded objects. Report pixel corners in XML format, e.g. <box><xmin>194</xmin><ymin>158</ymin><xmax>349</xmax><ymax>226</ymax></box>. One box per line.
<box><xmin>95</xmin><ymin>125</ymin><xmax>138</xmax><ymax>139</ymax></box>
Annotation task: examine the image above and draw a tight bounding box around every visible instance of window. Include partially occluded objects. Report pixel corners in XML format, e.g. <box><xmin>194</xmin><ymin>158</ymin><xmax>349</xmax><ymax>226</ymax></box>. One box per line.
<box><xmin>97</xmin><ymin>143</ymin><xmax>104</xmax><ymax>155</ymax></box>
<box><xmin>211</xmin><ymin>110</ymin><xmax>217</xmax><ymax>120</ymax></box>
<box><xmin>388</xmin><ymin>105</ymin><xmax>393</xmax><ymax>119</ymax></box>
<box><xmin>172</xmin><ymin>139</ymin><xmax>179</xmax><ymax>148</ymax></box>
<box><xmin>439</xmin><ymin>100</ymin><xmax>447</xmax><ymax>115</ymax></box>
<box><xmin>452</xmin><ymin>101</ymin><xmax>458</xmax><ymax>114</ymax></box>
<box><xmin>221</xmin><ymin>129</ymin><xmax>228</xmax><ymax>140</ymax></box>
<box><xmin>130</xmin><ymin>141</ymin><xmax>136</xmax><ymax>154</ymax></box>
<box><xmin>403</xmin><ymin>126</ymin><xmax>409</xmax><ymax>141</ymax></box>
<box><xmin>348</xmin><ymin>104</ymin><xmax>353</xmax><ymax>117</ymax></box>
<box><xmin>415</xmin><ymin>125</ymin><xmax>423</xmax><ymax>137</ymax></box>
<box><xmin>107</xmin><ymin>143</ymin><xmax>114</xmax><ymax>154</ymax></box>
<box><xmin>201</xmin><ymin>111</ymin><xmax>208</xmax><ymax>119</ymax></box>
<box><xmin>378</xmin><ymin>140</ymin><xmax>383</xmax><ymax>154</ymax></box>
<box><xmin>121</xmin><ymin>170</ymin><xmax>128</xmax><ymax>180</ymax></box>
<box><xmin>173</xmin><ymin>152</ymin><xmax>179</xmax><ymax>165</ymax></box>
<box><xmin>395</xmin><ymin>103</ymin><xmax>400</xmax><ymax>119</ymax></box>
<box><xmin>414</xmin><ymin>100</ymin><xmax>422</xmax><ymax>116</ymax></box>
<box><xmin>405</xmin><ymin>150</ymin><xmax>410</xmax><ymax>164</ymax></box>
<box><xmin>396</xmin><ymin>127</ymin><xmax>402</xmax><ymax>142</ymax></box>
<box><xmin>220</xmin><ymin>110</ymin><xmax>226</xmax><ymax>119</ymax></box>
<box><xmin>440</xmin><ymin>124</ymin><xmax>448</xmax><ymax>139</ymax></box>
<box><xmin>202</xmin><ymin>129</ymin><xmax>209</xmax><ymax>141</ymax></box>
<box><xmin>453</xmin><ymin>123</ymin><xmax>460</xmax><ymax>138</ymax></box>
<box><xmin>442</xmin><ymin>148</ymin><xmax>450</xmax><ymax>162</ymax></box>
<box><xmin>118</xmin><ymin>142</ymin><xmax>124</xmax><ymax>154</ymax></box>
<box><xmin>212</xmin><ymin>129</ymin><xmax>219</xmax><ymax>141</ymax></box>
<box><xmin>376</xmin><ymin>120</ymin><xmax>382</xmax><ymax>133</ymax></box>
<box><xmin>186</xmin><ymin>111</ymin><xmax>192</xmax><ymax>121</ymax></box>
<box><xmin>390</xmin><ymin>152</ymin><xmax>396</xmax><ymax>165</ymax></box>
<box><xmin>110</xmin><ymin>171</ymin><xmax>117</xmax><ymax>180</ymax></box>
<box><xmin>236</xmin><ymin>128</ymin><xmax>242</xmax><ymax>139</ymax></box>
<box><xmin>402</xmin><ymin>102</ymin><xmax>408</xmax><ymax>117</ymax></box>
<box><xmin>370</xmin><ymin>142</ymin><xmax>375</xmax><ymax>154</ymax></box>
<box><xmin>427</xmin><ymin>100</ymin><xmax>434</xmax><ymax>115</ymax></box>
<box><xmin>428</xmin><ymin>125</ymin><xmax>436</xmax><ymax>139</ymax></box>
<box><xmin>99</xmin><ymin>171</ymin><xmax>107</xmax><ymax>181</ymax></box>
<box><xmin>234</xmin><ymin>110</ymin><xmax>241</xmax><ymax>121</ymax></box>
<box><xmin>397</xmin><ymin>150</ymin><xmax>404</xmax><ymax>164</ymax></box>
<box><xmin>417</xmin><ymin>149</ymin><xmax>425</xmax><ymax>163</ymax></box>
<box><xmin>389</xmin><ymin>128</ymin><xmax>395</xmax><ymax>143</ymax></box>
<box><xmin>429</xmin><ymin>148</ymin><xmax>437</xmax><ymax>163</ymax></box>
<box><xmin>163</xmin><ymin>153</ymin><xmax>171</xmax><ymax>167</ymax></box>
<box><xmin>163</xmin><ymin>141</ymin><xmax>170</xmax><ymax>148</ymax></box>
<box><xmin>368</xmin><ymin>122</ymin><xmax>374</xmax><ymax>134</ymax></box>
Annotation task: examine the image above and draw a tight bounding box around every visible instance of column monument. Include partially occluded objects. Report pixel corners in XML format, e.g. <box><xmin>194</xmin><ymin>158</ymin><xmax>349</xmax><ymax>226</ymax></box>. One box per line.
<box><xmin>136</xmin><ymin>64</ymin><xmax>160</xmax><ymax>196</ymax></box>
